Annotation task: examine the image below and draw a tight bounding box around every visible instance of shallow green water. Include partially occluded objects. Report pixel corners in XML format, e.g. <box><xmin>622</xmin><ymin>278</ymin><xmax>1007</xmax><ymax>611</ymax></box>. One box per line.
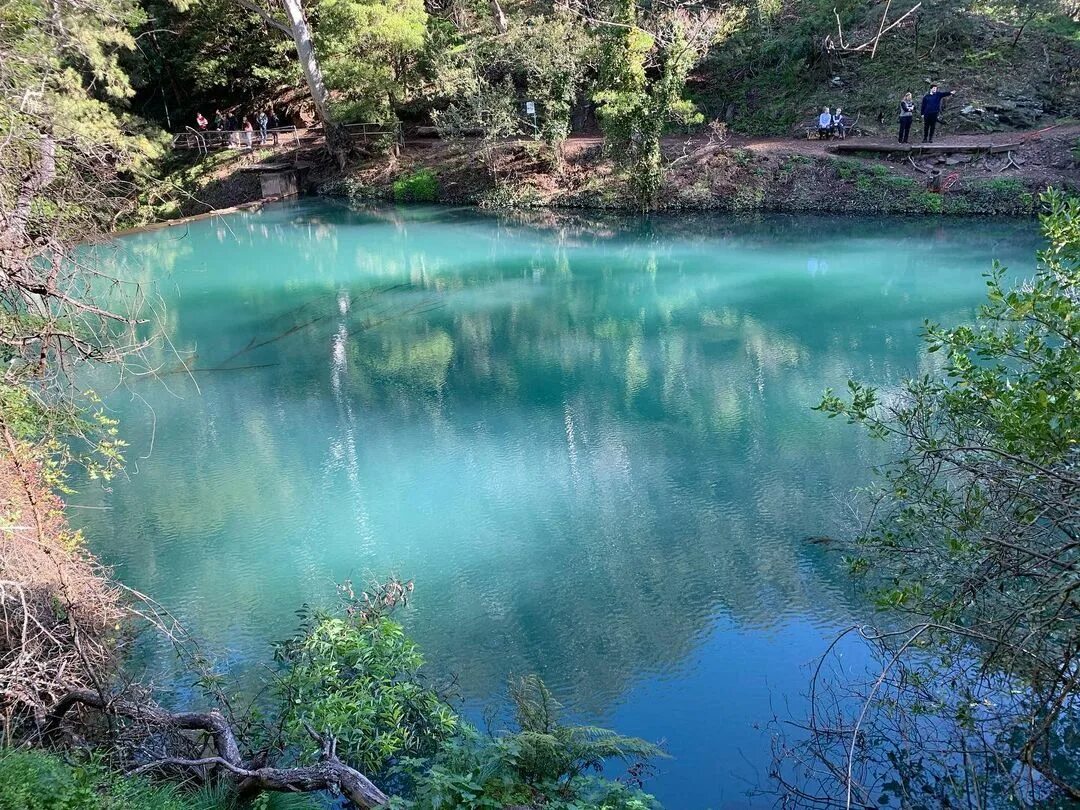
<box><xmin>74</xmin><ymin>202</ymin><xmax>1040</xmax><ymax>808</ymax></box>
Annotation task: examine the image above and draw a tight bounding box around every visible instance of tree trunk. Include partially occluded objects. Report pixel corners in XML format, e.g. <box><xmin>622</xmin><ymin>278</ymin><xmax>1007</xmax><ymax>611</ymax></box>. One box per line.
<box><xmin>488</xmin><ymin>0</ymin><xmax>508</xmax><ymax>33</ymax></box>
<box><xmin>278</xmin><ymin>0</ymin><xmax>349</xmax><ymax>167</ymax></box>
<box><xmin>47</xmin><ymin>689</ymin><xmax>389</xmax><ymax>808</ymax></box>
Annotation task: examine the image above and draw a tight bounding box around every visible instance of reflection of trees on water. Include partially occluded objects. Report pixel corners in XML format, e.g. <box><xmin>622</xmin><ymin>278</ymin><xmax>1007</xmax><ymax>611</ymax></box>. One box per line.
<box><xmin>76</xmin><ymin>202</ymin><xmax>1041</xmax><ymax>712</ymax></box>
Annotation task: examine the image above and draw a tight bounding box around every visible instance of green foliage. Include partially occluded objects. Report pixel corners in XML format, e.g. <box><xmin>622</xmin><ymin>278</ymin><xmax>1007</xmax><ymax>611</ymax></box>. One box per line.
<box><xmin>505</xmin><ymin>675</ymin><xmax>664</xmax><ymax>786</ymax></box>
<box><xmin>918</xmin><ymin>191</ymin><xmax>943</xmax><ymax>213</ymax></box>
<box><xmin>593</xmin><ymin>0</ymin><xmax>731</xmax><ymax>204</ymax></box>
<box><xmin>394</xmin><ymin>169</ymin><xmax>439</xmax><ymax>202</ymax></box>
<box><xmin>318</xmin><ymin>0</ymin><xmax>428</xmax><ymax>121</ymax></box>
<box><xmin>432</xmin><ymin>72</ymin><xmax>519</xmax><ymax>181</ymax></box>
<box><xmin>394</xmin><ymin>676</ymin><xmax>664</xmax><ymax>810</ymax></box>
<box><xmin>813</xmin><ymin>189</ymin><xmax>1080</xmax><ymax>802</ymax></box>
<box><xmin>0</xmin><ymin>751</ymin><xmax>325</xmax><ymax>810</ymax></box>
<box><xmin>1</xmin><ymin>0</ymin><xmax>158</xmax><ymax>481</ymax></box>
<box><xmin>503</xmin><ymin>13</ymin><xmax>593</xmax><ymax>155</ymax></box>
<box><xmin>129</xmin><ymin>0</ymin><xmax>295</xmax><ymax>124</ymax></box>
<box><xmin>1</xmin><ymin>0</ymin><xmax>165</xmax><ymax>233</ymax></box>
<box><xmin>0</xmin><ymin>750</ymin><xmax>196</xmax><ymax>810</ymax></box>
<box><xmin>187</xmin><ymin>781</ymin><xmax>321</xmax><ymax>810</ymax></box>
<box><xmin>274</xmin><ymin>611</ymin><xmax>457</xmax><ymax>775</ymax></box>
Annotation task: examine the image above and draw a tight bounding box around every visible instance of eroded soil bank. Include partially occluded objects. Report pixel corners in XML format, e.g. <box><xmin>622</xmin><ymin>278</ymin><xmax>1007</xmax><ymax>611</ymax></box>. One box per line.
<box><xmin>147</xmin><ymin>125</ymin><xmax>1079</xmax><ymax>221</ymax></box>
<box><xmin>332</xmin><ymin>126</ymin><xmax>1080</xmax><ymax>216</ymax></box>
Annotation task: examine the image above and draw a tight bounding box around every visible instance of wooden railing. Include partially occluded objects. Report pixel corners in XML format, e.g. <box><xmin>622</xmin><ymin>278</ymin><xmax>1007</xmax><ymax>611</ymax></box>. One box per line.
<box><xmin>340</xmin><ymin>122</ymin><xmax>401</xmax><ymax>141</ymax></box>
<box><xmin>319</xmin><ymin>121</ymin><xmax>404</xmax><ymax>149</ymax></box>
<box><xmin>170</xmin><ymin>125</ymin><xmax>301</xmax><ymax>154</ymax></box>
<box><xmin>170</xmin><ymin>121</ymin><xmax>403</xmax><ymax>156</ymax></box>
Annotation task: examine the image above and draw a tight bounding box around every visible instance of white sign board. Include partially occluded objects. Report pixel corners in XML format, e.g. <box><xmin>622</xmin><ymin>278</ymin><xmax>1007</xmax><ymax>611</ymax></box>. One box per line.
<box><xmin>525</xmin><ymin>101</ymin><xmax>536</xmax><ymax>115</ymax></box>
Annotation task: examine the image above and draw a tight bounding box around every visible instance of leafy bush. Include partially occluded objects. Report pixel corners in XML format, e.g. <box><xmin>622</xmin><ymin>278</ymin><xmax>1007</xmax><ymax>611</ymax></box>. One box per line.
<box><xmin>393</xmin><ymin>170</ymin><xmax>439</xmax><ymax>203</ymax></box>
<box><xmin>274</xmin><ymin>610</ymin><xmax>457</xmax><ymax>775</ymax></box>
<box><xmin>0</xmin><ymin>750</ymin><xmax>194</xmax><ymax>810</ymax></box>
<box><xmin>918</xmin><ymin>191</ymin><xmax>943</xmax><ymax>213</ymax></box>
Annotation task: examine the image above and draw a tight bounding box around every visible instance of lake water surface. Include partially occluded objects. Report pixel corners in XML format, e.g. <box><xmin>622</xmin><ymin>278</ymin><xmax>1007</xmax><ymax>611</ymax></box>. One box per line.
<box><xmin>74</xmin><ymin>202</ymin><xmax>1040</xmax><ymax>808</ymax></box>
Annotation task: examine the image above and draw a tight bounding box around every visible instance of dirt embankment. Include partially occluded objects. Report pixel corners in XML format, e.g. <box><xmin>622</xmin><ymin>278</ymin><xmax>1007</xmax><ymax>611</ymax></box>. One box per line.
<box><xmin>152</xmin><ymin>123</ymin><xmax>1079</xmax><ymax>219</ymax></box>
<box><xmin>0</xmin><ymin>438</ymin><xmax>122</xmax><ymax>736</ymax></box>
<box><xmin>335</xmin><ymin>124</ymin><xmax>1080</xmax><ymax>216</ymax></box>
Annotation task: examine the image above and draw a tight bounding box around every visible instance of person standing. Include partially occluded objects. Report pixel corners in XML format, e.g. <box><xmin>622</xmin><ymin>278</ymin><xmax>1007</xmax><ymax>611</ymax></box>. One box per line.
<box><xmin>243</xmin><ymin>118</ymin><xmax>254</xmax><ymax>149</ymax></box>
<box><xmin>920</xmin><ymin>84</ymin><xmax>955</xmax><ymax>143</ymax></box>
<box><xmin>195</xmin><ymin>112</ymin><xmax>208</xmax><ymax>130</ymax></box>
<box><xmin>213</xmin><ymin>109</ymin><xmax>226</xmax><ymax>131</ymax></box>
<box><xmin>898</xmin><ymin>92</ymin><xmax>915</xmax><ymax>143</ymax></box>
<box><xmin>257</xmin><ymin>110</ymin><xmax>269</xmax><ymax>143</ymax></box>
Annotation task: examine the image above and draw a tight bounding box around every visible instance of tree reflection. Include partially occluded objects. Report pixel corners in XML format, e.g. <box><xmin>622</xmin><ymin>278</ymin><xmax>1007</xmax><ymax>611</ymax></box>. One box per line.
<box><xmin>74</xmin><ymin>202</ymin><xmax>1040</xmax><ymax>716</ymax></box>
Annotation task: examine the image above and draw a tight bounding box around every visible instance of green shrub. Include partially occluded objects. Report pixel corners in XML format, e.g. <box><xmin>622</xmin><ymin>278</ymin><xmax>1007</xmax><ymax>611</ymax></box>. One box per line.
<box><xmin>393</xmin><ymin>169</ymin><xmax>439</xmax><ymax>203</ymax></box>
<box><xmin>833</xmin><ymin>159</ymin><xmax>859</xmax><ymax>181</ymax></box>
<box><xmin>979</xmin><ymin>177</ymin><xmax>1025</xmax><ymax>195</ymax></box>
<box><xmin>274</xmin><ymin>612</ymin><xmax>457</xmax><ymax>775</ymax></box>
<box><xmin>809</xmin><ymin>190</ymin><xmax>1080</xmax><ymax>806</ymax></box>
<box><xmin>918</xmin><ymin>192</ymin><xmax>943</xmax><ymax>214</ymax></box>
<box><xmin>0</xmin><ymin>750</ymin><xmax>194</xmax><ymax>810</ymax></box>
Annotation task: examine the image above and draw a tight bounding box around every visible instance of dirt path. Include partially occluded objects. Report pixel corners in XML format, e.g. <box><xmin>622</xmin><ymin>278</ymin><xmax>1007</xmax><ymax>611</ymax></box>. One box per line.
<box><xmin>172</xmin><ymin>120</ymin><xmax>1077</xmax><ymax>216</ymax></box>
<box><xmin>535</xmin><ymin>122</ymin><xmax>1080</xmax><ymax>186</ymax></box>
<box><xmin>226</xmin><ymin>121</ymin><xmax>1079</xmax><ymax>184</ymax></box>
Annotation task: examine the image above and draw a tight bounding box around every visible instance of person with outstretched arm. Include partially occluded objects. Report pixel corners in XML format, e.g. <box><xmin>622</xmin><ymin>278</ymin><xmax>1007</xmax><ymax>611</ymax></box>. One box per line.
<box><xmin>920</xmin><ymin>84</ymin><xmax>955</xmax><ymax>143</ymax></box>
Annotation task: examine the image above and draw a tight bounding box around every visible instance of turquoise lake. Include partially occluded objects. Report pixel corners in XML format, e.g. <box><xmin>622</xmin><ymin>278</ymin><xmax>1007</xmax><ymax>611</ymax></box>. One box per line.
<box><xmin>73</xmin><ymin>202</ymin><xmax>1041</xmax><ymax>808</ymax></box>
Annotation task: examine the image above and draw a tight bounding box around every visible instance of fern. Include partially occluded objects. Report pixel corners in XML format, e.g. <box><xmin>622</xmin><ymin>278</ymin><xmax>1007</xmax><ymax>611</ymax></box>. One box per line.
<box><xmin>506</xmin><ymin>675</ymin><xmax>666</xmax><ymax>785</ymax></box>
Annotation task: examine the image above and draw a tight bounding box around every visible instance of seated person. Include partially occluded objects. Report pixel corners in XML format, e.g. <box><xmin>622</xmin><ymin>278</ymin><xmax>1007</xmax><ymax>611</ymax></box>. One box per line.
<box><xmin>832</xmin><ymin>107</ymin><xmax>845</xmax><ymax>139</ymax></box>
<box><xmin>817</xmin><ymin>107</ymin><xmax>833</xmax><ymax>139</ymax></box>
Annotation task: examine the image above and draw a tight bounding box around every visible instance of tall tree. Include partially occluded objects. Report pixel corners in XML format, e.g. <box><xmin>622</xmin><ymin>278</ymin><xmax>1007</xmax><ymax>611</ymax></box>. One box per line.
<box><xmin>130</xmin><ymin>0</ymin><xmax>295</xmax><ymax>127</ymax></box>
<box><xmin>315</xmin><ymin>0</ymin><xmax>428</xmax><ymax>122</ymax></box>
<box><xmin>593</xmin><ymin>0</ymin><xmax>740</xmax><ymax>203</ymax></box>
<box><xmin>1</xmin><ymin>0</ymin><xmax>161</xmax><ymax>476</ymax></box>
<box><xmin>234</xmin><ymin>0</ymin><xmax>349</xmax><ymax>164</ymax></box>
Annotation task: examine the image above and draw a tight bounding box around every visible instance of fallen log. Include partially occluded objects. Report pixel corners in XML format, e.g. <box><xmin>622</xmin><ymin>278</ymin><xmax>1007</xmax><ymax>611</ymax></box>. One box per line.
<box><xmin>830</xmin><ymin>141</ymin><xmax>1023</xmax><ymax>156</ymax></box>
<box><xmin>46</xmin><ymin>689</ymin><xmax>389</xmax><ymax>809</ymax></box>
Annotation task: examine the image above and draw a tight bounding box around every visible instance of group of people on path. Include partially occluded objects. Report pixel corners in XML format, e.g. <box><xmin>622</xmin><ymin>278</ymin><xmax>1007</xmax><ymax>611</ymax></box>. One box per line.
<box><xmin>897</xmin><ymin>84</ymin><xmax>955</xmax><ymax>144</ymax></box>
<box><xmin>815</xmin><ymin>82</ymin><xmax>956</xmax><ymax>145</ymax></box>
<box><xmin>195</xmin><ymin>108</ymin><xmax>280</xmax><ymax>147</ymax></box>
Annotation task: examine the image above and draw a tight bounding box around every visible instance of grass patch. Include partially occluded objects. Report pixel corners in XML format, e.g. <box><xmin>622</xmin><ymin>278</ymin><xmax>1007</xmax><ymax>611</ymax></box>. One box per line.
<box><xmin>919</xmin><ymin>193</ymin><xmax>943</xmax><ymax>214</ymax></box>
<box><xmin>0</xmin><ymin>750</ymin><xmax>322</xmax><ymax>810</ymax></box>
<box><xmin>393</xmin><ymin>169</ymin><xmax>439</xmax><ymax>203</ymax></box>
<box><xmin>0</xmin><ymin>750</ymin><xmax>195</xmax><ymax>810</ymax></box>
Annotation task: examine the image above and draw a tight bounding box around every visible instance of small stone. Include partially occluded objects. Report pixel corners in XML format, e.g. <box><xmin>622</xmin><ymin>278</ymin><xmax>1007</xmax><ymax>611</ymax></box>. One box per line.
<box><xmin>830</xmin><ymin>75</ymin><xmax>843</xmax><ymax>87</ymax></box>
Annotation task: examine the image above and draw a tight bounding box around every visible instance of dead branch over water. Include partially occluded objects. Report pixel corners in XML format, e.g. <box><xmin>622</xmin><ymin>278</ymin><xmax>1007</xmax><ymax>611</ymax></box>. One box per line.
<box><xmin>45</xmin><ymin>689</ymin><xmax>389</xmax><ymax>808</ymax></box>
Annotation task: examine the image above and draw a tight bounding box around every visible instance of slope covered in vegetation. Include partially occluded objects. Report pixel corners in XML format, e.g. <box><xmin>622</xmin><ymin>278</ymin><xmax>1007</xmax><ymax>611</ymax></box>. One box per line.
<box><xmin>695</xmin><ymin>0</ymin><xmax>1080</xmax><ymax>135</ymax></box>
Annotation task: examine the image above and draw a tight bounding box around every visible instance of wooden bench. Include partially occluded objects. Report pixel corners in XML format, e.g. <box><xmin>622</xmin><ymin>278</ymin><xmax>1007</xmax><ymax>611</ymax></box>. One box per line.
<box><xmin>799</xmin><ymin>114</ymin><xmax>858</xmax><ymax>140</ymax></box>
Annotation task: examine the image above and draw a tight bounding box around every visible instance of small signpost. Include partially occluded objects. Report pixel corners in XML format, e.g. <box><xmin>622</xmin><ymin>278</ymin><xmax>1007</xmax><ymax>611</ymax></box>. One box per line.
<box><xmin>525</xmin><ymin>100</ymin><xmax>537</xmax><ymax>134</ymax></box>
